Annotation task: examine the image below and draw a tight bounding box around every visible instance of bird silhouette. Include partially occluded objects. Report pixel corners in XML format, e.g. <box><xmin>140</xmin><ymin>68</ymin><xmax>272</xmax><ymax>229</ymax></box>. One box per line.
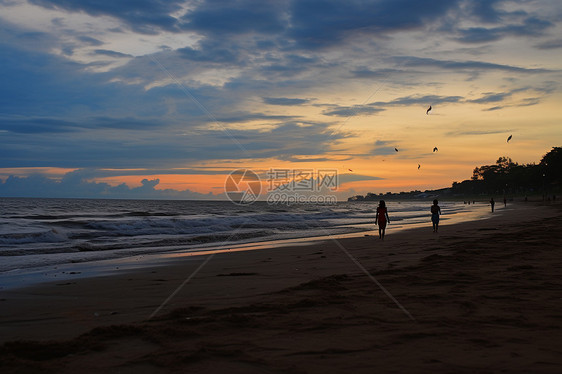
<box><xmin>426</xmin><ymin>105</ymin><xmax>432</xmax><ymax>115</ymax></box>
<box><xmin>507</xmin><ymin>135</ymin><xmax>512</xmax><ymax>143</ymax></box>
<box><xmin>394</xmin><ymin>147</ymin><xmax>398</xmax><ymax>152</ymax></box>
<box><xmin>348</xmin><ymin>169</ymin><xmax>353</xmax><ymax>172</ymax></box>
<box><xmin>433</xmin><ymin>147</ymin><xmax>438</xmax><ymax>152</ymax></box>
<box><xmin>418</xmin><ymin>164</ymin><xmax>421</xmax><ymax>170</ymax></box>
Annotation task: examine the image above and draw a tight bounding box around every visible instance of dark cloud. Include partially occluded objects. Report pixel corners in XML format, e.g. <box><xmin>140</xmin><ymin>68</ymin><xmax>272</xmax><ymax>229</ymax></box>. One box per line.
<box><xmin>0</xmin><ymin>22</ymin><xmax>57</xmax><ymax>52</ymax></box>
<box><xmin>94</xmin><ymin>49</ymin><xmax>133</xmax><ymax>58</ymax></box>
<box><xmin>0</xmin><ymin>120</ymin><xmax>348</xmax><ymax>168</ymax></box>
<box><xmin>0</xmin><ymin>171</ymin><xmax>219</xmax><ymax>199</ymax></box>
<box><xmin>535</xmin><ymin>39</ymin><xmax>562</xmax><ymax>49</ymax></box>
<box><xmin>51</xmin><ymin>17</ymin><xmax>64</xmax><ymax>26</ymax></box>
<box><xmin>383</xmin><ymin>94</ymin><xmax>463</xmax><ymax>106</ymax></box>
<box><xmin>277</xmin><ymin>155</ymin><xmax>338</xmax><ymax>162</ymax></box>
<box><xmin>457</xmin><ymin>17</ymin><xmax>553</xmax><ymax>43</ymax></box>
<box><xmin>0</xmin><ymin>117</ymin><xmax>77</xmax><ymax>133</ymax></box>
<box><xmin>468</xmin><ymin>92</ymin><xmax>511</xmax><ymax>104</ymax></box>
<box><xmin>30</xmin><ymin>0</ymin><xmax>185</xmax><ymax>34</ymax></box>
<box><xmin>177</xmin><ymin>45</ymin><xmax>239</xmax><ymax>63</ymax></box>
<box><xmin>285</xmin><ymin>54</ymin><xmax>320</xmax><ymax>65</ymax></box>
<box><xmin>257</xmin><ymin>62</ymin><xmax>310</xmax><ymax>78</ymax></box>
<box><xmin>89</xmin><ymin>117</ymin><xmax>165</xmax><ymax>129</ymax></box>
<box><xmin>61</xmin><ymin>45</ymin><xmax>74</xmax><ymax>56</ymax></box>
<box><xmin>456</xmin><ymin>27</ymin><xmax>503</xmax><ymax>43</ymax></box>
<box><xmin>25</xmin><ymin>0</ymin><xmax>557</xmax><ymax>52</ymax></box>
<box><xmin>322</xmin><ymin>105</ymin><xmax>385</xmax><ymax>117</ymax></box>
<box><xmin>445</xmin><ymin>129</ymin><xmax>509</xmax><ymax>136</ymax></box>
<box><xmin>502</xmin><ymin>17</ymin><xmax>553</xmax><ymax>37</ymax></box>
<box><xmin>0</xmin><ymin>44</ymin><xmax>126</xmax><ymax>116</ymax></box>
<box><xmin>468</xmin><ymin>87</ymin><xmax>550</xmax><ymax>107</ymax></box>
<box><xmin>465</xmin><ymin>0</ymin><xmax>504</xmax><ymax>23</ymax></box>
<box><xmin>108</xmin><ymin>27</ymin><xmax>125</xmax><ymax>33</ymax></box>
<box><xmin>371</xmin><ymin>140</ymin><xmax>398</xmax><ymax>156</ymax></box>
<box><xmin>288</xmin><ymin>0</ymin><xmax>460</xmax><ymax>49</ymax></box>
<box><xmin>350</xmin><ymin>68</ymin><xmax>402</xmax><ymax>79</ymax></box>
<box><xmin>214</xmin><ymin>113</ymin><xmax>298</xmax><ymax>123</ymax></box>
<box><xmin>395</xmin><ymin>56</ymin><xmax>552</xmax><ymax>73</ymax></box>
<box><xmin>227</xmin><ymin>121</ymin><xmax>351</xmax><ymax>161</ymax></box>
<box><xmin>176</xmin><ymin>37</ymin><xmax>244</xmax><ymax>64</ymax></box>
<box><xmin>481</xmin><ymin>97</ymin><xmax>541</xmax><ymax>111</ymax></box>
<box><xmin>263</xmin><ymin>97</ymin><xmax>310</xmax><ymax>106</ymax></box>
<box><xmin>338</xmin><ymin>174</ymin><xmax>384</xmax><ymax>183</ymax></box>
<box><xmin>57</xmin><ymin>168</ymin><xmax>241</xmax><ymax>179</ymax></box>
<box><xmin>519</xmin><ymin>97</ymin><xmax>541</xmax><ymax>106</ymax></box>
<box><xmin>483</xmin><ymin>106</ymin><xmax>503</xmax><ymax>111</ymax></box>
<box><xmin>447</xmin><ymin>0</ymin><xmax>554</xmax><ymax>44</ymax></box>
<box><xmin>181</xmin><ymin>0</ymin><xmax>287</xmax><ymax>35</ymax></box>
<box><xmin>77</xmin><ymin>35</ymin><xmax>104</xmax><ymax>46</ymax></box>
<box><xmin>0</xmin><ymin>44</ymin><xmax>208</xmax><ymax>123</ymax></box>
<box><xmin>321</xmin><ymin>94</ymin><xmax>463</xmax><ymax>117</ymax></box>
<box><xmin>251</xmin><ymin>52</ymin><xmax>324</xmax><ymax>78</ymax></box>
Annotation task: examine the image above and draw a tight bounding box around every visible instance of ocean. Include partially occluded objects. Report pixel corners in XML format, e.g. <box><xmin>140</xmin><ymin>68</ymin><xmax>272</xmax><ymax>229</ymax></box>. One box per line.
<box><xmin>0</xmin><ymin>198</ymin><xmax>491</xmax><ymax>285</ymax></box>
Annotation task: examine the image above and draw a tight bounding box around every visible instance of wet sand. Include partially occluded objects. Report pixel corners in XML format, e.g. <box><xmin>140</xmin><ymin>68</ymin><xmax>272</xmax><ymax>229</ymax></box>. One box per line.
<box><xmin>1</xmin><ymin>203</ymin><xmax>561</xmax><ymax>373</ymax></box>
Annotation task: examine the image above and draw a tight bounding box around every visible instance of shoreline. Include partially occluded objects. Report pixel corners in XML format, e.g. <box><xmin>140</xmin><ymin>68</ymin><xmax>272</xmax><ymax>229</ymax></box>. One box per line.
<box><xmin>1</xmin><ymin>202</ymin><xmax>561</xmax><ymax>372</ymax></box>
<box><xmin>0</xmin><ymin>201</ymin><xmax>494</xmax><ymax>291</ymax></box>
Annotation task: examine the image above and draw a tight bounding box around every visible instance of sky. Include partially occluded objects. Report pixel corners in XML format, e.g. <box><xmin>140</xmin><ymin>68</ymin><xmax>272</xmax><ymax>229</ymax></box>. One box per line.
<box><xmin>0</xmin><ymin>0</ymin><xmax>561</xmax><ymax>200</ymax></box>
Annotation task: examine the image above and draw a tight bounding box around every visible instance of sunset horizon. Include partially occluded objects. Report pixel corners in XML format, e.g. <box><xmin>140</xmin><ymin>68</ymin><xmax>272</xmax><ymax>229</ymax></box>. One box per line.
<box><xmin>1</xmin><ymin>0</ymin><xmax>561</xmax><ymax>200</ymax></box>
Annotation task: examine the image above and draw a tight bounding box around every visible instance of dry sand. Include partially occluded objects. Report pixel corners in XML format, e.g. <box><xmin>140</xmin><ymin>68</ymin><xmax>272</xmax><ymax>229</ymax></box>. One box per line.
<box><xmin>1</xmin><ymin>203</ymin><xmax>561</xmax><ymax>373</ymax></box>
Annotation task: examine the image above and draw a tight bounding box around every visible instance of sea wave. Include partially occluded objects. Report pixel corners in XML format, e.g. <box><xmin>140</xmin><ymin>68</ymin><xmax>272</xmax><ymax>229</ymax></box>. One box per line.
<box><xmin>0</xmin><ymin>229</ymin><xmax>68</xmax><ymax>245</ymax></box>
<box><xmin>0</xmin><ymin>198</ymin><xmax>487</xmax><ymax>273</ymax></box>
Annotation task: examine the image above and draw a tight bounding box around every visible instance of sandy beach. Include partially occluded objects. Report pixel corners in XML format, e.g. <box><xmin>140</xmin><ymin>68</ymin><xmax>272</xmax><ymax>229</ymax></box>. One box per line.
<box><xmin>1</xmin><ymin>202</ymin><xmax>561</xmax><ymax>373</ymax></box>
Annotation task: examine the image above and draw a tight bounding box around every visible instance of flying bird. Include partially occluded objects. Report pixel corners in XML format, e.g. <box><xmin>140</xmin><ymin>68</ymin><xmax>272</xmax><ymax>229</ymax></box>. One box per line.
<box><xmin>507</xmin><ymin>135</ymin><xmax>512</xmax><ymax>143</ymax></box>
<box><xmin>418</xmin><ymin>164</ymin><xmax>421</xmax><ymax>170</ymax></box>
<box><xmin>395</xmin><ymin>147</ymin><xmax>398</xmax><ymax>152</ymax></box>
<box><xmin>348</xmin><ymin>169</ymin><xmax>353</xmax><ymax>172</ymax></box>
<box><xmin>433</xmin><ymin>147</ymin><xmax>438</xmax><ymax>152</ymax></box>
<box><xmin>426</xmin><ymin>105</ymin><xmax>432</xmax><ymax>115</ymax></box>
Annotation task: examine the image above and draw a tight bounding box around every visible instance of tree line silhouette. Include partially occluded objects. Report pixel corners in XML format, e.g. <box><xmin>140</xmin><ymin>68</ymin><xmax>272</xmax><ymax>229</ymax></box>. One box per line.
<box><xmin>348</xmin><ymin>147</ymin><xmax>561</xmax><ymax>201</ymax></box>
<box><xmin>451</xmin><ymin>147</ymin><xmax>561</xmax><ymax>197</ymax></box>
